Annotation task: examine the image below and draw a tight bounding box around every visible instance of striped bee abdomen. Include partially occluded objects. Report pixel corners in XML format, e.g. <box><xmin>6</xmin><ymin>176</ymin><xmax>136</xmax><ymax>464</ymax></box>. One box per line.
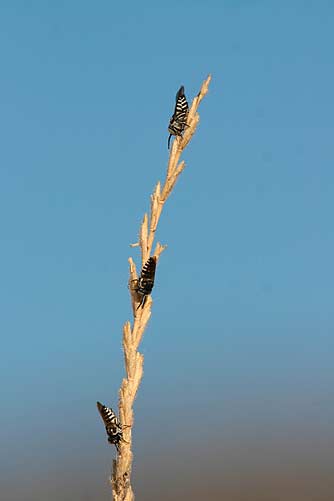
<box><xmin>168</xmin><ymin>85</ymin><xmax>189</xmax><ymax>149</ymax></box>
<box><xmin>135</xmin><ymin>256</ymin><xmax>157</xmax><ymax>309</ymax></box>
<box><xmin>97</xmin><ymin>401</ymin><xmax>123</xmax><ymax>453</ymax></box>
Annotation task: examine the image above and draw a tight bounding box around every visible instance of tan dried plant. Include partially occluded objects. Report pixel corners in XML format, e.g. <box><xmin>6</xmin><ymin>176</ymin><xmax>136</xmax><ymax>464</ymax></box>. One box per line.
<box><xmin>110</xmin><ymin>74</ymin><xmax>212</xmax><ymax>500</ymax></box>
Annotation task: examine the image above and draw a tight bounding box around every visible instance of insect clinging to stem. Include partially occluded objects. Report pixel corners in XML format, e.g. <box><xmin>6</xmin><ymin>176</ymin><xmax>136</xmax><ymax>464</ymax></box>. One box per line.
<box><xmin>168</xmin><ymin>85</ymin><xmax>189</xmax><ymax>149</ymax></box>
<box><xmin>133</xmin><ymin>256</ymin><xmax>157</xmax><ymax>310</ymax></box>
<box><xmin>96</xmin><ymin>401</ymin><xmax>128</xmax><ymax>453</ymax></box>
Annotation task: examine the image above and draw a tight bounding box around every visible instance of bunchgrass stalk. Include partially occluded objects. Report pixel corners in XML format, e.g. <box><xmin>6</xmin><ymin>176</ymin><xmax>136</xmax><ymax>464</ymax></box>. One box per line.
<box><xmin>110</xmin><ymin>75</ymin><xmax>211</xmax><ymax>500</ymax></box>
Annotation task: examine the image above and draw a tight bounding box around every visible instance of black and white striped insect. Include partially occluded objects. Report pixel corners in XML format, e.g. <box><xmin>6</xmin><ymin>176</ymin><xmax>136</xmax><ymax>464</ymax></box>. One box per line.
<box><xmin>135</xmin><ymin>256</ymin><xmax>157</xmax><ymax>309</ymax></box>
<box><xmin>168</xmin><ymin>85</ymin><xmax>189</xmax><ymax>149</ymax></box>
<box><xmin>96</xmin><ymin>401</ymin><xmax>124</xmax><ymax>453</ymax></box>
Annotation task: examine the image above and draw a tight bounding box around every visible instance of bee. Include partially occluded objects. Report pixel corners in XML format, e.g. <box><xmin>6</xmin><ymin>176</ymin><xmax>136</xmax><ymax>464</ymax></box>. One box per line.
<box><xmin>134</xmin><ymin>256</ymin><xmax>157</xmax><ymax>309</ymax></box>
<box><xmin>96</xmin><ymin>402</ymin><xmax>124</xmax><ymax>453</ymax></box>
<box><xmin>168</xmin><ymin>85</ymin><xmax>189</xmax><ymax>149</ymax></box>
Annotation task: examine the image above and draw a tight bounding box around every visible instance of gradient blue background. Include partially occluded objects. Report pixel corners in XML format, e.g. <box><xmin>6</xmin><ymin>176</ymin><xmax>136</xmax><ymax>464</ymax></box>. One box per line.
<box><xmin>1</xmin><ymin>1</ymin><xmax>333</xmax><ymax>499</ymax></box>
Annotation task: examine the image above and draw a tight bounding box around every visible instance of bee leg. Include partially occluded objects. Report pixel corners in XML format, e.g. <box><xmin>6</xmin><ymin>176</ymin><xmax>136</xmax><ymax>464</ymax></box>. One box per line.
<box><xmin>136</xmin><ymin>294</ymin><xmax>147</xmax><ymax>310</ymax></box>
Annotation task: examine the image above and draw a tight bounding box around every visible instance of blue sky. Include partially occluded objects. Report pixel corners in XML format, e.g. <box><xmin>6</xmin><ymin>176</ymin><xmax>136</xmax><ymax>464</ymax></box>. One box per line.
<box><xmin>1</xmin><ymin>1</ymin><xmax>334</xmax><ymax>500</ymax></box>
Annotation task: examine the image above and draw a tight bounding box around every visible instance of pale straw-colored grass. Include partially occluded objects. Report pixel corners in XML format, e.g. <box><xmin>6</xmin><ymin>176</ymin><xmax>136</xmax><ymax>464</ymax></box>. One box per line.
<box><xmin>110</xmin><ymin>75</ymin><xmax>212</xmax><ymax>500</ymax></box>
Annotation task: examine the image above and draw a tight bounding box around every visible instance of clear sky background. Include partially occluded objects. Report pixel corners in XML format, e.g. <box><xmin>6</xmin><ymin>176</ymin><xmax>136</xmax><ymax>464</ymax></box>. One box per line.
<box><xmin>1</xmin><ymin>1</ymin><xmax>333</xmax><ymax>500</ymax></box>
